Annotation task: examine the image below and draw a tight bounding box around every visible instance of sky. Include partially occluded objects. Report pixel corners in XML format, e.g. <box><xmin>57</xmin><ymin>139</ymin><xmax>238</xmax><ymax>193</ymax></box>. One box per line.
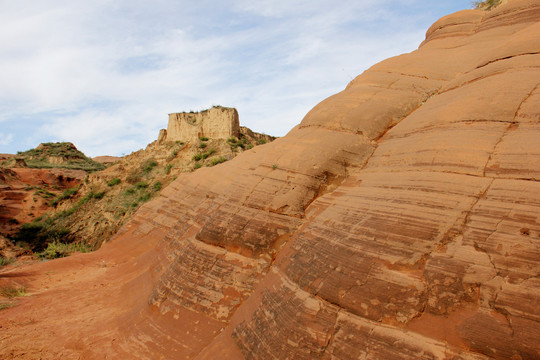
<box><xmin>0</xmin><ymin>0</ymin><xmax>474</xmax><ymax>157</ymax></box>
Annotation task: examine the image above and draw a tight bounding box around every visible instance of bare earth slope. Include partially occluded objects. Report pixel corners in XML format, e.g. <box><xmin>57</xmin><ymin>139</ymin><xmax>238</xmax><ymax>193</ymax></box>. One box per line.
<box><xmin>1</xmin><ymin>1</ymin><xmax>539</xmax><ymax>359</ymax></box>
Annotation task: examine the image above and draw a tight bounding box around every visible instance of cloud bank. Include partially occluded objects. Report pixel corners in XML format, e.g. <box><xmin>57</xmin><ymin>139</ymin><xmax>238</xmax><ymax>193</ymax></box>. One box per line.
<box><xmin>0</xmin><ymin>0</ymin><xmax>472</xmax><ymax>156</ymax></box>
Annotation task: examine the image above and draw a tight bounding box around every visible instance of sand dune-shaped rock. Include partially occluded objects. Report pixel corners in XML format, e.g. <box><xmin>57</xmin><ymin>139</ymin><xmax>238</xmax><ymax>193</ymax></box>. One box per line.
<box><xmin>0</xmin><ymin>0</ymin><xmax>539</xmax><ymax>359</ymax></box>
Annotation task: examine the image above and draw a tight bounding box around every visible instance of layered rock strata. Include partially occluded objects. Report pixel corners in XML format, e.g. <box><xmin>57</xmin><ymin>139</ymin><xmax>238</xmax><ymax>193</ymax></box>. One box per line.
<box><xmin>0</xmin><ymin>1</ymin><xmax>539</xmax><ymax>359</ymax></box>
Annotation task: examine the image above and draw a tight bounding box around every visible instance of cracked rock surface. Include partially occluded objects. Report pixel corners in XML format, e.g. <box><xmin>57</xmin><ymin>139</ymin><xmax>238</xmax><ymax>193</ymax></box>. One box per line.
<box><xmin>1</xmin><ymin>0</ymin><xmax>539</xmax><ymax>359</ymax></box>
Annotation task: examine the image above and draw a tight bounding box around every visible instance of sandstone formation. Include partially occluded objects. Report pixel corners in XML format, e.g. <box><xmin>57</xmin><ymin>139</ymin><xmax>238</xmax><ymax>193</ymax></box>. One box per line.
<box><xmin>1</xmin><ymin>1</ymin><xmax>539</xmax><ymax>359</ymax></box>
<box><xmin>165</xmin><ymin>106</ymin><xmax>241</xmax><ymax>143</ymax></box>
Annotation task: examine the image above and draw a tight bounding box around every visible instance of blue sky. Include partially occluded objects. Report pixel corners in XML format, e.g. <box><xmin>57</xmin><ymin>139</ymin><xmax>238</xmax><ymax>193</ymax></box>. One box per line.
<box><xmin>0</xmin><ymin>0</ymin><xmax>473</xmax><ymax>157</ymax></box>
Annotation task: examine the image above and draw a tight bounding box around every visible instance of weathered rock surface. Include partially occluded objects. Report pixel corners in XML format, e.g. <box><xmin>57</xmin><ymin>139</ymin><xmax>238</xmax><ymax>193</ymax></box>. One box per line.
<box><xmin>1</xmin><ymin>1</ymin><xmax>539</xmax><ymax>359</ymax></box>
<box><xmin>166</xmin><ymin>106</ymin><xmax>241</xmax><ymax>142</ymax></box>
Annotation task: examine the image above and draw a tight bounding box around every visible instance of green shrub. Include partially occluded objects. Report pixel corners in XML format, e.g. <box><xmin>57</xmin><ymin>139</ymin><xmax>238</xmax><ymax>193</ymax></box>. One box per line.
<box><xmin>37</xmin><ymin>241</ymin><xmax>92</xmax><ymax>260</ymax></box>
<box><xmin>135</xmin><ymin>182</ymin><xmax>148</xmax><ymax>189</ymax></box>
<box><xmin>199</xmin><ymin>136</ymin><xmax>209</xmax><ymax>141</ymax></box>
<box><xmin>107</xmin><ymin>178</ymin><xmax>121</xmax><ymax>186</ymax></box>
<box><xmin>153</xmin><ymin>181</ymin><xmax>162</xmax><ymax>191</ymax></box>
<box><xmin>209</xmin><ymin>156</ymin><xmax>227</xmax><ymax>167</ymax></box>
<box><xmin>193</xmin><ymin>154</ymin><xmax>203</xmax><ymax>161</ymax></box>
<box><xmin>13</xmin><ymin>222</ymin><xmax>70</xmax><ymax>252</ymax></box>
<box><xmin>202</xmin><ymin>149</ymin><xmax>216</xmax><ymax>160</ymax></box>
<box><xmin>194</xmin><ymin>163</ymin><xmax>202</xmax><ymax>170</ymax></box>
<box><xmin>93</xmin><ymin>190</ymin><xmax>106</xmax><ymax>199</ymax></box>
<box><xmin>138</xmin><ymin>192</ymin><xmax>152</xmax><ymax>202</ymax></box>
<box><xmin>124</xmin><ymin>188</ymin><xmax>136</xmax><ymax>195</ymax></box>
<box><xmin>199</xmin><ymin>142</ymin><xmax>207</xmax><ymax>149</ymax></box>
<box><xmin>142</xmin><ymin>158</ymin><xmax>158</xmax><ymax>173</ymax></box>
<box><xmin>50</xmin><ymin>186</ymin><xmax>79</xmax><ymax>207</ymax></box>
<box><xmin>164</xmin><ymin>164</ymin><xmax>173</xmax><ymax>174</ymax></box>
<box><xmin>257</xmin><ymin>138</ymin><xmax>267</xmax><ymax>145</ymax></box>
<box><xmin>473</xmin><ymin>0</ymin><xmax>502</xmax><ymax>10</ymax></box>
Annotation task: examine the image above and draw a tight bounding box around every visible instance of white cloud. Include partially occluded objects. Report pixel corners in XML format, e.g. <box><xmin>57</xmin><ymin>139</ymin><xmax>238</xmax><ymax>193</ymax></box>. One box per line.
<box><xmin>0</xmin><ymin>133</ymin><xmax>13</xmax><ymax>146</ymax></box>
<box><xmin>0</xmin><ymin>0</ymin><xmax>473</xmax><ymax>156</ymax></box>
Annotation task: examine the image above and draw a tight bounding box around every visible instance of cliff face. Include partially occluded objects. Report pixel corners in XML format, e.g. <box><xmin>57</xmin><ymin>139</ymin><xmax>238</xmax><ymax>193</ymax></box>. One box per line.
<box><xmin>0</xmin><ymin>1</ymin><xmax>539</xmax><ymax>359</ymax></box>
<box><xmin>166</xmin><ymin>106</ymin><xmax>241</xmax><ymax>142</ymax></box>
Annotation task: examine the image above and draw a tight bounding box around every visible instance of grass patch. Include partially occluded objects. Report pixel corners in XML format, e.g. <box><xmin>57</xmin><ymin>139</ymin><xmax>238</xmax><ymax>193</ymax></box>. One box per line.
<box><xmin>153</xmin><ymin>181</ymin><xmax>162</xmax><ymax>191</ymax></box>
<box><xmin>142</xmin><ymin>158</ymin><xmax>158</xmax><ymax>173</ymax></box>
<box><xmin>50</xmin><ymin>186</ymin><xmax>79</xmax><ymax>207</ymax></box>
<box><xmin>107</xmin><ymin>177</ymin><xmax>121</xmax><ymax>186</ymax></box>
<box><xmin>135</xmin><ymin>182</ymin><xmax>148</xmax><ymax>189</ymax></box>
<box><xmin>164</xmin><ymin>164</ymin><xmax>173</xmax><ymax>174</ymax></box>
<box><xmin>193</xmin><ymin>163</ymin><xmax>202</xmax><ymax>170</ymax></box>
<box><xmin>257</xmin><ymin>138</ymin><xmax>267</xmax><ymax>145</ymax></box>
<box><xmin>0</xmin><ymin>256</ymin><xmax>14</xmax><ymax>267</ymax></box>
<box><xmin>199</xmin><ymin>136</ymin><xmax>209</xmax><ymax>141</ymax></box>
<box><xmin>208</xmin><ymin>156</ymin><xmax>227</xmax><ymax>167</ymax></box>
<box><xmin>0</xmin><ymin>285</ymin><xmax>26</xmax><ymax>298</ymax></box>
<box><xmin>37</xmin><ymin>241</ymin><xmax>92</xmax><ymax>259</ymax></box>
<box><xmin>199</xmin><ymin>142</ymin><xmax>207</xmax><ymax>149</ymax></box>
<box><xmin>193</xmin><ymin>154</ymin><xmax>202</xmax><ymax>161</ymax></box>
<box><xmin>202</xmin><ymin>149</ymin><xmax>216</xmax><ymax>160</ymax></box>
<box><xmin>473</xmin><ymin>0</ymin><xmax>502</xmax><ymax>10</ymax></box>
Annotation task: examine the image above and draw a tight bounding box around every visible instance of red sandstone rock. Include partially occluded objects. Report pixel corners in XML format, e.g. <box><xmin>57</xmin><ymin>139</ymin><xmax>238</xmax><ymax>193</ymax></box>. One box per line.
<box><xmin>0</xmin><ymin>1</ymin><xmax>539</xmax><ymax>359</ymax></box>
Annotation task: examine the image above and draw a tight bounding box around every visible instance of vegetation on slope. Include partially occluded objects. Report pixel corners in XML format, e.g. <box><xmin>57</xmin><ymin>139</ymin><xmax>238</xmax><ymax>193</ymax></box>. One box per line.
<box><xmin>7</xmin><ymin>130</ymin><xmax>275</xmax><ymax>258</ymax></box>
<box><xmin>473</xmin><ymin>0</ymin><xmax>503</xmax><ymax>10</ymax></box>
<box><xmin>11</xmin><ymin>142</ymin><xmax>105</xmax><ymax>171</ymax></box>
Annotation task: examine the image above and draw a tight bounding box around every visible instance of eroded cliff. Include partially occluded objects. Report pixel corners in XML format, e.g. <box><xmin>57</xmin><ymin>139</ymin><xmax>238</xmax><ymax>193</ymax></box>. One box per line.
<box><xmin>0</xmin><ymin>1</ymin><xmax>539</xmax><ymax>359</ymax></box>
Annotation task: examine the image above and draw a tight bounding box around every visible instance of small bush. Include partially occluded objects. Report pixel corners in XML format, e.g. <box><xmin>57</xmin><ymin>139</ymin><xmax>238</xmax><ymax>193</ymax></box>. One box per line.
<box><xmin>142</xmin><ymin>158</ymin><xmax>158</xmax><ymax>173</ymax></box>
<box><xmin>257</xmin><ymin>138</ymin><xmax>267</xmax><ymax>145</ymax></box>
<box><xmin>124</xmin><ymin>188</ymin><xmax>136</xmax><ymax>195</ymax></box>
<box><xmin>194</xmin><ymin>163</ymin><xmax>202</xmax><ymax>170</ymax></box>
<box><xmin>138</xmin><ymin>192</ymin><xmax>152</xmax><ymax>202</ymax></box>
<box><xmin>272</xmin><ymin>164</ymin><xmax>278</xmax><ymax>170</ymax></box>
<box><xmin>153</xmin><ymin>181</ymin><xmax>162</xmax><ymax>191</ymax></box>
<box><xmin>199</xmin><ymin>136</ymin><xmax>209</xmax><ymax>141</ymax></box>
<box><xmin>164</xmin><ymin>164</ymin><xmax>173</xmax><ymax>174</ymax></box>
<box><xmin>13</xmin><ymin>222</ymin><xmax>70</xmax><ymax>252</ymax></box>
<box><xmin>93</xmin><ymin>190</ymin><xmax>106</xmax><ymax>199</ymax></box>
<box><xmin>193</xmin><ymin>154</ymin><xmax>202</xmax><ymax>161</ymax></box>
<box><xmin>37</xmin><ymin>241</ymin><xmax>92</xmax><ymax>260</ymax></box>
<box><xmin>135</xmin><ymin>182</ymin><xmax>148</xmax><ymax>189</ymax></box>
<box><xmin>199</xmin><ymin>142</ymin><xmax>207</xmax><ymax>149</ymax></box>
<box><xmin>107</xmin><ymin>178</ymin><xmax>121</xmax><ymax>186</ymax></box>
<box><xmin>50</xmin><ymin>186</ymin><xmax>79</xmax><ymax>207</ymax></box>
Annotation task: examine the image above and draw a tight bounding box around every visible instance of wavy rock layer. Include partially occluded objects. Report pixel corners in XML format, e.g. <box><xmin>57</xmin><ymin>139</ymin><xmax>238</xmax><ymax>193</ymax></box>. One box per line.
<box><xmin>0</xmin><ymin>1</ymin><xmax>539</xmax><ymax>359</ymax></box>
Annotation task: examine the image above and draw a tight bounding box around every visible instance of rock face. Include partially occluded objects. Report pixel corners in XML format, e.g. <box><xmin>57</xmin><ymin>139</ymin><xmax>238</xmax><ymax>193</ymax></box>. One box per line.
<box><xmin>166</xmin><ymin>106</ymin><xmax>241</xmax><ymax>142</ymax></box>
<box><xmin>0</xmin><ymin>1</ymin><xmax>539</xmax><ymax>359</ymax></box>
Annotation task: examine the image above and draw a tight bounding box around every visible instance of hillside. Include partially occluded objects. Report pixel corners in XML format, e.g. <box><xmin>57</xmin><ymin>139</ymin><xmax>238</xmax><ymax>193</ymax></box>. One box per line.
<box><xmin>0</xmin><ymin>1</ymin><xmax>539</xmax><ymax>359</ymax></box>
<box><xmin>5</xmin><ymin>106</ymin><xmax>274</xmax><ymax>255</ymax></box>
<box><xmin>3</xmin><ymin>142</ymin><xmax>106</xmax><ymax>172</ymax></box>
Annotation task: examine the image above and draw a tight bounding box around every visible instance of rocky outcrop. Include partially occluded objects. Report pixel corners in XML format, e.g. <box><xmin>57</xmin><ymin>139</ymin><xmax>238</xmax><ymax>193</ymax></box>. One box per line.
<box><xmin>0</xmin><ymin>1</ymin><xmax>538</xmax><ymax>359</ymax></box>
<box><xmin>165</xmin><ymin>106</ymin><xmax>241</xmax><ymax>142</ymax></box>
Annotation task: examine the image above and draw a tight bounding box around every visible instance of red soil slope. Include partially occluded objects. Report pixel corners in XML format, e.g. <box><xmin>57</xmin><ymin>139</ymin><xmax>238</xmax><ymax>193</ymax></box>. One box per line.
<box><xmin>0</xmin><ymin>168</ymin><xmax>85</xmax><ymax>237</ymax></box>
<box><xmin>1</xmin><ymin>1</ymin><xmax>539</xmax><ymax>359</ymax></box>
